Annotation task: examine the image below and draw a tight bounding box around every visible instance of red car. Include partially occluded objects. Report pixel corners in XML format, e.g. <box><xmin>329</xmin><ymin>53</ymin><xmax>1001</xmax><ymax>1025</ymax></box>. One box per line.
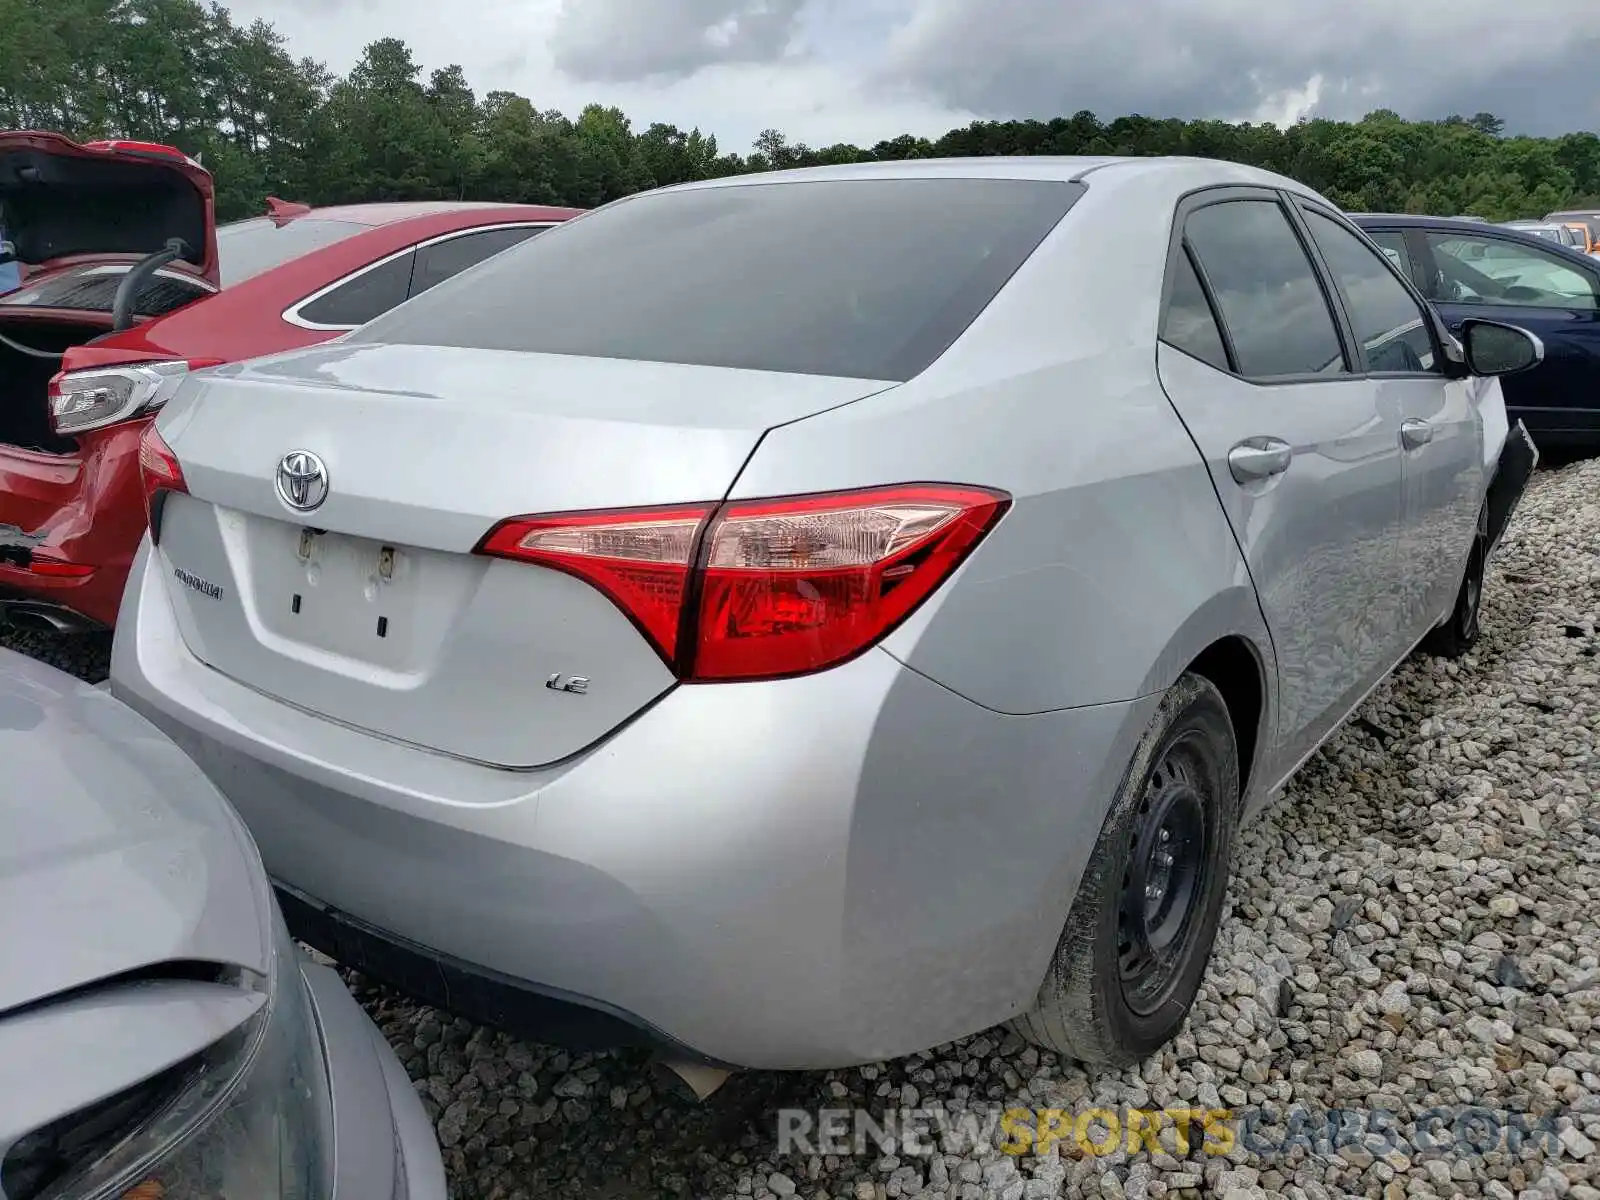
<box><xmin>0</xmin><ymin>131</ymin><xmax>581</xmax><ymax>631</ymax></box>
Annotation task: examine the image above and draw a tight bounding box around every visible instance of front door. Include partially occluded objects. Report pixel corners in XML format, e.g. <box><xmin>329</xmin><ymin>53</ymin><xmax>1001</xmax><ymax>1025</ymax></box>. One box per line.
<box><xmin>1412</xmin><ymin>227</ymin><xmax>1600</xmax><ymax>446</ymax></box>
<box><xmin>1154</xmin><ymin>189</ymin><xmax>1408</xmax><ymax>779</ymax></box>
<box><xmin>1293</xmin><ymin>203</ymin><xmax>1487</xmax><ymax>636</ymax></box>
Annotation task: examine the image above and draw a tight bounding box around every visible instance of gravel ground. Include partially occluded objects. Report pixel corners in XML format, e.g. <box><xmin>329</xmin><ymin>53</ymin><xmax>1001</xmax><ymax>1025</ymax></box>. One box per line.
<box><xmin>6</xmin><ymin>457</ymin><xmax>1597</xmax><ymax>1200</ymax></box>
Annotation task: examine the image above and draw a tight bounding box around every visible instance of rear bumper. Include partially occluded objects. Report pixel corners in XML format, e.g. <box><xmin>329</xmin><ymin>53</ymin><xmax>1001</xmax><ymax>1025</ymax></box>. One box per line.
<box><xmin>112</xmin><ymin>539</ymin><xmax>1157</xmax><ymax>1070</ymax></box>
<box><xmin>300</xmin><ymin>958</ymin><xmax>446</xmax><ymax>1200</ymax></box>
<box><xmin>283</xmin><ymin>886</ymin><xmax>720</xmax><ymax>1064</ymax></box>
<box><xmin>0</xmin><ymin>426</ymin><xmax>147</xmax><ymax>627</ymax></box>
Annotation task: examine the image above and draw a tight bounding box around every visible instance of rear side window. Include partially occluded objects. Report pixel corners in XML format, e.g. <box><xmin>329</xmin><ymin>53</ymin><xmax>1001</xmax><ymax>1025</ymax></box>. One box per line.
<box><xmin>216</xmin><ymin>217</ymin><xmax>371</xmax><ymax>286</ymax></box>
<box><xmin>409</xmin><ymin>226</ymin><xmax>545</xmax><ymax>299</ymax></box>
<box><xmin>352</xmin><ymin>178</ymin><xmax>1083</xmax><ymax>381</ymax></box>
<box><xmin>1183</xmin><ymin>200</ymin><xmax>1347</xmax><ymax>379</ymax></box>
<box><xmin>293</xmin><ymin>252</ymin><xmax>416</xmax><ymax>328</ymax></box>
<box><xmin>1160</xmin><ymin>247</ymin><xmax>1231</xmax><ymax>371</ymax></box>
<box><xmin>1302</xmin><ymin>209</ymin><xmax>1437</xmax><ymax>374</ymax></box>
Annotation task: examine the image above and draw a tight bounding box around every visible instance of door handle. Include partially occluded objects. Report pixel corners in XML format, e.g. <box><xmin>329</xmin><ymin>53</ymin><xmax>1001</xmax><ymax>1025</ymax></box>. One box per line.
<box><xmin>1400</xmin><ymin>419</ymin><xmax>1434</xmax><ymax>450</ymax></box>
<box><xmin>1227</xmin><ymin>437</ymin><xmax>1293</xmax><ymax>484</ymax></box>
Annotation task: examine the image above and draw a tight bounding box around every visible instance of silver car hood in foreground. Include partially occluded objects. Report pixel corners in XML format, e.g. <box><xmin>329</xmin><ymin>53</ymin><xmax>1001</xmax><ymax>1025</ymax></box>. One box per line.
<box><xmin>0</xmin><ymin>649</ymin><xmax>270</xmax><ymax>1018</ymax></box>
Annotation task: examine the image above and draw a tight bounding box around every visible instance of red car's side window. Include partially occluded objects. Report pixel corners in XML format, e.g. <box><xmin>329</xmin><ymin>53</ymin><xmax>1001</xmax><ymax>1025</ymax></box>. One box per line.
<box><xmin>286</xmin><ymin>224</ymin><xmax>550</xmax><ymax>332</ymax></box>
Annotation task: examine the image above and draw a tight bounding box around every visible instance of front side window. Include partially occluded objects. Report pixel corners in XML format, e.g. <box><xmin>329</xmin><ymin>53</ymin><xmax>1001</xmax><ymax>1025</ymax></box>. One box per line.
<box><xmin>351</xmin><ymin>177</ymin><xmax>1083</xmax><ymax>382</ymax></box>
<box><xmin>1364</xmin><ymin>230</ymin><xmax>1414</xmax><ymax>280</ymax></box>
<box><xmin>291</xmin><ymin>252</ymin><xmax>416</xmax><ymax>328</ymax></box>
<box><xmin>1183</xmin><ymin>199</ymin><xmax>1347</xmax><ymax>379</ymax></box>
<box><xmin>1303</xmin><ymin>209</ymin><xmax>1438</xmax><ymax>374</ymax></box>
<box><xmin>1424</xmin><ymin>232</ymin><xmax>1600</xmax><ymax>310</ymax></box>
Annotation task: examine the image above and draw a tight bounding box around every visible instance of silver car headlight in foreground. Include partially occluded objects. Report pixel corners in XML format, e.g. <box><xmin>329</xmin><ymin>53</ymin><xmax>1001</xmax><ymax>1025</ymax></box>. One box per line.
<box><xmin>1</xmin><ymin>914</ymin><xmax>332</xmax><ymax>1200</ymax></box>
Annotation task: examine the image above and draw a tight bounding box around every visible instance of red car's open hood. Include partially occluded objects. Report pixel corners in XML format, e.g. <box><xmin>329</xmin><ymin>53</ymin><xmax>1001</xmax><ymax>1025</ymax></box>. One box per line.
<box><xmin>0</xmin><ymin>132</ymin><xmax>218</xmax><ymax>286</ymax></box>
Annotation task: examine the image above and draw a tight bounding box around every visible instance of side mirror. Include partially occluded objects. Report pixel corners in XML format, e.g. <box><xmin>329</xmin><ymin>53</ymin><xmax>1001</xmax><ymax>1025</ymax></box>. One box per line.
<box><xmin>1460</xmin><ymin>318</ymin><xmax>1544</xmax><ymax>377</ymax></box>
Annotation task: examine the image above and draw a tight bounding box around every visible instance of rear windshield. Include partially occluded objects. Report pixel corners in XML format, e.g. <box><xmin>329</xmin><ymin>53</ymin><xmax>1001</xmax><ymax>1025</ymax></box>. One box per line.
<box><xmin>0</xmin><ymin>263</ymin><xmax>211</xmax><ymax>316</ymax></box>
<box><xmin>216</xmin><ymin>216</ymin><xmax>372</xmax><ymax>286</ymax></box>
<box><xmin>351</xmin><ymin>177</ymin><xmax>1082</xmax><ymax>381</ymax></box>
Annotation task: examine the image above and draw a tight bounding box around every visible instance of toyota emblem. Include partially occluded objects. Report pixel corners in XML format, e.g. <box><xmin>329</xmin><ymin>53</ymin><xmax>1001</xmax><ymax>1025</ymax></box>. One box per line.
<box><xmin>275</xmin><ymin>450</ymin><xmax>329</xmax><ymax>512</ymax></box>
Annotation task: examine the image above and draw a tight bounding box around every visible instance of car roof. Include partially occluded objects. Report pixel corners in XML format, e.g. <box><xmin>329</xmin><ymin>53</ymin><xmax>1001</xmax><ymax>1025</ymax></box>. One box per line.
<box><xmin>288</xmin><ymin>200</ymin><xmax>575</xmax><ymax>227</ymax></box>
<box><xmin>655</xmin><ymin>154</ymin><xmax>1318</xmax><ymax>198</ymax></box>
<box><xmin>1346</xmin><ymin>213</ymin><xmax>1493</xmax><ymax>227</ymax></box>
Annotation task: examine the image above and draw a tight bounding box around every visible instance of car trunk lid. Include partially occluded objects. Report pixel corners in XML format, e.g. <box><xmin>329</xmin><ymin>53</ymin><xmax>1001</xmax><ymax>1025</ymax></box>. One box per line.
<box><xmin>151</xmin><ymin>342</ymin><xmax>893</xmax><ymax>767</ymax></box>
<box><xmin>0</xmin><ymin>131</ymin><xmax>217</xmax><ymax>289</ymax></box>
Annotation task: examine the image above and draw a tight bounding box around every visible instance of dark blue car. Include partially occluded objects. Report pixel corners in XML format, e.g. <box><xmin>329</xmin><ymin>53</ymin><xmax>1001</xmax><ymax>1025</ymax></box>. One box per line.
<box><xmin>1351</xmin><ymin>213</ymin><xmax>1600</xmax><ymax>451</ymax></box>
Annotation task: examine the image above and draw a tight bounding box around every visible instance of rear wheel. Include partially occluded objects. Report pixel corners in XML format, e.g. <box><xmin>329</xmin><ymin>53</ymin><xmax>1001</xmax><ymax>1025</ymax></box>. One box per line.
<box><xmin>1424</xmin><ymin>530</ymin><xmax>1485</xmax><ymax>660</ymax></box>
<box><xmin>1012</xmin><ymin>673</ymin><xmax>1239</xmax><ymax>1065</ymax></box>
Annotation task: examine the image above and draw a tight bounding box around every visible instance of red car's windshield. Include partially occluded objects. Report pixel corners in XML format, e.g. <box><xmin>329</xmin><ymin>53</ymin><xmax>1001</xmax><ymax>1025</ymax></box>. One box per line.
<box><xmin>216</xmin><ymin>216</ymin><xmax>371</xmax><ymax>286</ymax></box>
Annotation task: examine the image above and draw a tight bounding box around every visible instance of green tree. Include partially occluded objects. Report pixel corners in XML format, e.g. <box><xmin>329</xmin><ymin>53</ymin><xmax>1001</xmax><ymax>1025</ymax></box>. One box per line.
<box><xmin>5</xmin><ymin>0</ymin><xmax>1598</xmax><ymax>224</ymax></box>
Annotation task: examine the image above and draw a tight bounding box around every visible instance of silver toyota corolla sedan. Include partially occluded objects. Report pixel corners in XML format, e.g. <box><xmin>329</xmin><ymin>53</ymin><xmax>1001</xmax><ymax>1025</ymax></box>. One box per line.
<box><xmin>1</xmin><ymin>648</ymin><xmax>445</xmax><ymax>1197</ymax></box>
<box><xmin>111</xmin><ymin>156</ymin><xmax>1538</xmax><ymax>1073</ymax></box>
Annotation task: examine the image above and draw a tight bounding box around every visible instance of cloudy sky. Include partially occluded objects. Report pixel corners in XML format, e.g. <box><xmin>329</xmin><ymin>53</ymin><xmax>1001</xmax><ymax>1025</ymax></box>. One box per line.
<box><xmin>226</xmin><ymin>0</ymin><xmax>1600</xmax><ymax>152</ymax></box>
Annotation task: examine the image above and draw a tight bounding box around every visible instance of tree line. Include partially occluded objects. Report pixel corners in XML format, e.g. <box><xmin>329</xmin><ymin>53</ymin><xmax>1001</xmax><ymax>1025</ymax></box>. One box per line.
<box><xmin>5</xmin><ymin>0</ymin><xmax>1599</xmax><ymax>224</ymax></box>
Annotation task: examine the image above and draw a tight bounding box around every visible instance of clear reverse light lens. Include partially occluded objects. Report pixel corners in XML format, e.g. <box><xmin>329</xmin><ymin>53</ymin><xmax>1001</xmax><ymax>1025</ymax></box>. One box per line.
<box><xmin>706</xmin><ymin>502</ymin><xmax>962</xmax><ymax>570</ymax></box>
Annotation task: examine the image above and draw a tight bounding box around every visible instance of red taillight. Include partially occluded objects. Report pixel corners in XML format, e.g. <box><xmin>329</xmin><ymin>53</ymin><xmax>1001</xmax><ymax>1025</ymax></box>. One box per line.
<box><xmin>20</xmin><ymin>555</ymin><xmax>94</xmax><ymax>578</ymax></box>
<box><xmin>0</xmin><ymin>553</ymin><xmax>94</xmax><ymax>579</ymax></box>
<box><xmin>138</xmin><ymin>424</ymin><xmax>188</xmax><ymax>535</ymax></box>
<box><xmin>693</xmin><ymin>485</ymin><xmax>1009</xmax><ymax>680</ymax></box>
<box><xmin>477</xmin><ymin>503</ymin><xmax>714</xmax><ymax>663</ymax></box>
<box><xmin>476</xmin><ymin>484</ymin><xmax>1010</xmax><ymax>682</ymax></box>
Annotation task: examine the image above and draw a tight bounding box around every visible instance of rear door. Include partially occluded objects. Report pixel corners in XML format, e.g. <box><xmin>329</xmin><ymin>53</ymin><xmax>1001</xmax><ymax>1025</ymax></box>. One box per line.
<box><xmin>1294</xmin><ymin>202</ymin><xmax>1485</xmax><ymax>637</ymax></box>
<box><xmin>1154</xmin><ymin>188</ymin><xmax>1407</xmax><ymax>779</ymax></box>
<box><xmin>1412</xmin><ymin>227</ymin><xmax>1600</xmax><ymax>443</ymax></box>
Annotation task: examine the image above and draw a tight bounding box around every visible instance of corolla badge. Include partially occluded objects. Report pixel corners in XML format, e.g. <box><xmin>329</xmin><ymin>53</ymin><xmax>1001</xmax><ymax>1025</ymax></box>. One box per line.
<box><xmin>275</xmin><ymin>450</ymin><xmax>329</xmax><ymax>512</ymax></box>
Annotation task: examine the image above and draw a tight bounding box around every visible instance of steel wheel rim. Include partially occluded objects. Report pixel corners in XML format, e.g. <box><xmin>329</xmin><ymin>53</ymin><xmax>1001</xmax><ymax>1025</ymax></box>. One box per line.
<box><xmin>1117</xmin><ymin>738</ymin><xmax>1212</xmax><ymax>1016</ymax></box>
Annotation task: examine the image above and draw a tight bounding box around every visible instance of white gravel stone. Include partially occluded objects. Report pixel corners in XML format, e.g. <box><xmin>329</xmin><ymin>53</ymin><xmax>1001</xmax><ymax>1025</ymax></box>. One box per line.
<box><xmin>13</xmin><ymin>456</ymin><xmax>1600</xmax><ymax>1199</ymax></box>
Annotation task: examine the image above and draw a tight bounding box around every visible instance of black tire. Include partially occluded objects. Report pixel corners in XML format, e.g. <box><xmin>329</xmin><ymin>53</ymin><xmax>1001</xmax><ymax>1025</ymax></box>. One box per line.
<box><xmin>1012</xmin><ymin>672</ymin><xmax>1240</xmax><ymax>1066</ymax></box>
<box><xmin>1424</xmin><ymin>532</ymin><xmax>1485</xmax><ymax>659</ymax></box>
